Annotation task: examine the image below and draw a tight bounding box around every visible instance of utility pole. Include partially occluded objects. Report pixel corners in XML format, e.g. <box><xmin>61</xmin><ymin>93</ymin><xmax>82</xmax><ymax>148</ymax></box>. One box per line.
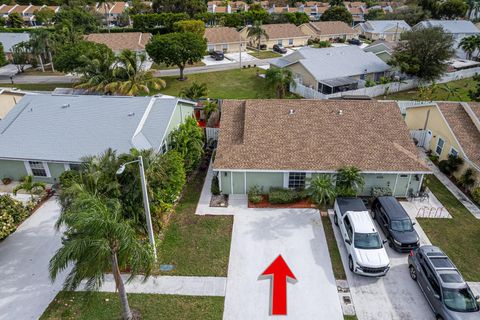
<box><xmin>138</xmin><ymin>156</ymin><xmax>157</xmax><ymax>261</ymax></box>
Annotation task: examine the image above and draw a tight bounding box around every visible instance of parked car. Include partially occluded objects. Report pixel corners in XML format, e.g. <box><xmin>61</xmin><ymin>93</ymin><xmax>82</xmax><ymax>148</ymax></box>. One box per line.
<box><xmin>209</xmin><ymin>50</ymin><xmax>224</xmax><ymax>61</ymax></box>
<box><xmin>372</xmin><ymin>196</ymin><xmax>420</xmax><ymax>252</ymax></box>
<box><xmin>409</xmin><ymin>246</ymin><xmax>480</xmax><ymax>320</ymax></box>
<box><xmin>348</xmin><ymin>38</ymin><xmax>361</xmax><ymax>45</ymax></box>
<box><xmin>334</xmin><ymin>197</ymin><xmax>390</xmax><ymax>277</ymax></box>
<box><xmin>273</xmin><ymin>44</ymin><xmax>287</xmax><ymax>54</ymax></box>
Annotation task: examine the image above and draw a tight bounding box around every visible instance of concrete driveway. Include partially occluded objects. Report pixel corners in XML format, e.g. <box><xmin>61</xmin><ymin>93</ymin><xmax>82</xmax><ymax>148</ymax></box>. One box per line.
<box><xmin>223</xmin><ymin>209</ymin><xmax>343</xmax><ymax>320</ymax></box>
<box><xmin>328</xmin><ymin>210</ymin><xmax>434</xmax><ymax>320</ymax></box>
<box><xmin>0</xmin><ymin>198</ymin><xmax>67</xmax><ymax>320</ymax></box>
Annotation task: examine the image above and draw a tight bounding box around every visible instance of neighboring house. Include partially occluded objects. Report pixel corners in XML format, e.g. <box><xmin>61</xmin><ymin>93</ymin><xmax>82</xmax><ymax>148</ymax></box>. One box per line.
<box><xmin>96</xmin><ymin>1</ymin><xmax>130</xmax><ymax>25</ymax></box>
<box><xmin>0</xmin><ymin>32</ymin><xmax>31</xmax><ymax>61</ymax></box>
<box><xmin>240</xmin><ymin>23</ymin><xmax>310</xmax><ymax>49</ymax></box>
<box><xmin>0</xmin><ymin>4</ymin><xmax>60</xmax><ymax>25</ymax></box>
<box><xmin>84</xmin><ymin>32</ymin><xmax>152</xmax><ymax>54</ymax></box>
<box><xmin>271</xmin><ymin>46</ymin><xmax>390</xmax><ymax>94</ymax></box>
<box><xmin>213</xmin><ymin>99</ymin><xmax>430</xmax><ymax>196</ymax></box>
<box><xmin>204</xmin><ymin>27</ymin><xmax>247</xmax><ymax>53</ymax></box>
<box><xmin>413</xmin><ymin>20</ymin><xmax>480</xmax><ymax>58</ymax></box>
<box><xmin>0</xmin><ymin>88</ymin><xmax>26</xmax><ymax>120</ymax></box>
<box><xmin>355</xmin><ymin>20</ymin><xmax>411</xmax><ymax>41</ymax></box>
<box><xmin>363</xmin><ymin>39</ymin><xmax>400</xmax><ymax>63</ymax></box>
<box><xmin>405</xmin><ymin>102</ymin><xmax>480</xmax><ymax>186</ymax></box>
<box><xmin>0</xmin><ymin>94</ymin><xmax>196</xmax><ymax>183</ymax></box>
<box><xmin>348</xmin><ymin>6</ymin><xmax>367</xmax><ymax>25</ymax></box>
<box><xmin>299</xmin><ymin>21</ymin><xmax>359</xmax><ymax>42</ymax></box>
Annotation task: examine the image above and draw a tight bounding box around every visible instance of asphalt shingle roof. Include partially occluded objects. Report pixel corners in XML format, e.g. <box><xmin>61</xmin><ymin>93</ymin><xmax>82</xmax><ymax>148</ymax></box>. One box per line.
<box><xmin>415</xmin><ymin>20</ymin><xmax>480</xmax><ymax>34</ymax></box>
<box><xmin>0</xmin><ymin>32</ymin><xmax>30</xmax><ymax>52</ymax></box>
<box><xmin>0</xmin><ymin>94</ymin><xmax>185</xmax><ymax>162</ymax></box>
<box><xmin>214</xmin><ymin>99</ymin><xmax>430</xmax><ymax>172</ymax></box>
<box><xmin>362</xmin><ymin>20</ymin><xmax>410</xmax><ymax>33</ymax></box>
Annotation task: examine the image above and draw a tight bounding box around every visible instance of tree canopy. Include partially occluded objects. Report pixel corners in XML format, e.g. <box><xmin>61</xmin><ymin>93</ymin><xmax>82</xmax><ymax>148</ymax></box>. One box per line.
<box><xmin>320</xmin><ymin>6</ymin><xmax>353</xmax><ymax>25</ymax></box>
<box><xmin>153</xmin><ymin>0</ymin><xmax>206</xmax><ymax>16</ymax></box>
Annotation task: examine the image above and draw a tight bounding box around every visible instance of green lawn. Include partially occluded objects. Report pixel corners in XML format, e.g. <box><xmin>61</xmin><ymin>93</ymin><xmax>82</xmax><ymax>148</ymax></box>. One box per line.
<box><xmin>344</xmin><ymin>315</ymin><xmax>358</xmax><ymax>320</ymax></box>
<box><xmin>40</xmin><ymin>291</ymin><xmax>224</xmax><ymax>320</ymax></box>
<box><xmin>248</xmin><ymin>50</ymin><xmax>282</xmax><ymax>59</ymax></box>
<box><xmin>152</xmin><ymin>61</ymin><xmax>206</xmax><ymax>70</ymax></box>
<box><xmin>157</xmin><ymin>68</ymin><xmax>279</xmax><ymax>99</ymax></box>
<box><xmin>385</xmin><ymin>78</ymin><xmax>476</xmax><ymax>101</ymax></box>
<box><xmin>418</xmin><ymin>176</ymin><xmax>480</xmax><ymax>281</ymax></box>
<box><xmin>157</xmin><ymin>168</ymin><xmax>233</xmax><ymax>276</ymax></box>
<box><xmin>0</xmin><ymin>83</ymin><xmax>74</xmax><ymax>91</ymax></box>
<box><xmin>322</xmin><ymin>215</ymin><xmax>347</xmax><ymax>280</ymax></box>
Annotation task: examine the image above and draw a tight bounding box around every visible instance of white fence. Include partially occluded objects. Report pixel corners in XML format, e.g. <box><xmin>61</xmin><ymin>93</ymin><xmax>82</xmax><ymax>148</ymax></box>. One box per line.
<box><xmin>410</xmin><ymin>130</ymin><xmax>432</xmax><ymax>149</ymax></box>
<box><xmin>206</xmin><ymin>127</ymin><xmax>219</xmax><ymax>142</ymax></box>
<box><xmin>291</xmin><ymin>67</ymin><xmax>480</xmax><ymax>100</ymax></box>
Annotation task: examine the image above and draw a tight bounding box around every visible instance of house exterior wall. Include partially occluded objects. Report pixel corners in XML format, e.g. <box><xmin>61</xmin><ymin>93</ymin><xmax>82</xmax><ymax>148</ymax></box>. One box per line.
<box><xmin>0</xmin><ymin>93</ymin><xmax>23</xmax><ymax>119</ymax></box>
<box><xmin>288</xmin><ymin>63</ymin><xmax>318</xmax><ymax>88</ymax></box>
<box><xmin>0</xmin><ymin>159</ymin><xmax>28</xmax><ymax>181</ymax></box>
<box><xmin>164</xmin><ymin>103</ymin><xmax>195</xmax><ymax>148</ymax></box>
<box><xmin>264</xmin><ymin>37</ymin><xmax>309</xmax><ymax>49</ymax></box>
<box><xmin>363</xmin><ymin>31</ymin><xmax>402</xmax><ymax>41</ymax></box>
<box><xmin>207</xmin><ymin>42</ymin><xmax>244</xmax><ymax>53</ymax></box>
<box><xmin>245</xmin><ymin>172</ymin><xmax>283</xmax><ymax>192</ymax></box>
<box><xmin>299</xmin><ymin>25</ymin><xmax>358</xmax><ymax>41</ymax></box>
<box><xmin>48</xmin><ymin>162</ymin><xmax>66</xmax><ymax>182</ymax></box>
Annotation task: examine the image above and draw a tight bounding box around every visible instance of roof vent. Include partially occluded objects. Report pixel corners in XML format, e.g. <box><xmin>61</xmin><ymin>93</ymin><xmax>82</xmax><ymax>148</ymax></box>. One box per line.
<box><xmin>337</xmin><ymin>109</ymin><xmax>343</xmax><ymax>115</ymax></box>
<box><xmin>61</xmin><ymin>104</ymin><xmax>70</xmax><ymax>109</ymax></box>
<box><xmin>288</xmin><ymin>109</ymin><xmax>295</xmax><ymax>115</ymax></box>
<box><xmin>128</xmin><ymin>112</ymin><xmax>135</xmax><ymax>117</ymax></box>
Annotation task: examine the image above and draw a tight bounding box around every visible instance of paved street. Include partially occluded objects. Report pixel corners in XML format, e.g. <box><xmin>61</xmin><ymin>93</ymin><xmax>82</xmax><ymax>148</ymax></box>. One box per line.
<box><xmin>223</xmin><ymin>209</ymin><xmax>343</xmax><ymax>320</ymax></box>
<box><xmin>0</xmin><ymin>74</ymin><xmax>78</xmax><ymax>84</ymax></box>
<box><xmin>0</xmin><ymin>198</ymin><xmax>67</xmax><ymax>320</ymax></box>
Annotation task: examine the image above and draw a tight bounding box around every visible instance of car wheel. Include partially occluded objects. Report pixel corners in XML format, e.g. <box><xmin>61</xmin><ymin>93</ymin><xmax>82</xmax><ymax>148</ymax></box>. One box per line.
<box><xmin>436</xmin><ymin>316</ymin><xmax>444</xmax><ymax>320</ymax></box>
<box><xmin>348</xmin><ymin>256</ymin><xmax>354</xmax><ymax>272</ymax></box>
<box><xmin>334</xmin><ymin>214</ymin><xmax>338</xmax><ymax>226</ymax></box>
<box><xmin>409</xmin><ymin>265</ymin><xmax>417</xmax><ymax>281</ymax></box>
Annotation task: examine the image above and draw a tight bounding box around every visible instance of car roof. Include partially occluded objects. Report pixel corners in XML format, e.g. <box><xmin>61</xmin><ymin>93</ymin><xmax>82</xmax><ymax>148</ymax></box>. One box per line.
<box><xmin>337</xmin><ymin>197</ymin><xmax>367</xmax><ymax>214</ymax></box>
<box><xmin>347</xmin><ymin>211</ymin><xmax>377</xmax><ymax>233</ymax></box>
<box><xmin>376</xmin><ymin>196</ymin><xmax>409</xmax><ymax>220</ymax></box>
<box><xmin>419</xmin><ymin>246</ymin><xmax>467</xmax><ymax>288</ymax></box>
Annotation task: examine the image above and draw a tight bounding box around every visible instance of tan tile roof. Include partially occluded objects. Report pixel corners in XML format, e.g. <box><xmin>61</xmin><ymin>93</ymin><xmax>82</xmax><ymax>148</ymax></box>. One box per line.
<box><xmin>305</xmin><ymin>21</ymin><xmax>358</xmax><ymax>36</ymax></box>
<box><xmin>205</xmin><ymin>27</ymin><xmax>245</xmax><ymax>44</ymax></box>
<box><xmin>214</xmin><ymin>6</ymin><xmax>228</xmax><ymax>12</ymax></box>
<box><xmin>214</xmin><ymin>99</ymin><xmax>430</xmax><ymax>172</ymax></box>
<box><xmin>10</xmin><ymin>5</ymin><xmax>29</xmax><ymax>13</ymax></box>
<box><xmin>85</xmin><ymin>32</ymin><xmax>152</xmax><ymax>52</ymax></box>
<box><xmin>25</xmin><ymin>5</ymin><xmax>42</xmax><ymax>14</ymax></box>
<box><xmin>0</xmin><ymin>5</ymin><xmax>15</xmax><ymax>14</ymax></box>
<box><xmin>437</xmin><ymin>103</ymin><xmax>480</xmax><ymax>169</ymax></box>
<box><xmin>349</xmin><ymin>7</ymin><xmax>365</xmax><ymax>14</ymax></box>
<box><xmin>262</xmin><ymin>23</ymin><xmax>309</xmax><ymax>39</ymax></box>
<box><xmin>110</xmin><ymin>2</ymin><xmax>128</xmax><ymax>14</ymax></box>
<box><xmin>317</xmin><ymin>6</ymin><xmax>329</xmax><ymax>13</ymax></box>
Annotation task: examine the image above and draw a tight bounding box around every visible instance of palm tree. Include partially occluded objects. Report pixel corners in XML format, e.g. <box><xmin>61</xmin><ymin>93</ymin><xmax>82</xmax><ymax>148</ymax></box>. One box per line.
<box><xmin>458</xmin><ymin>35</ymin><xmax>478</xmax><ymax>60</ymax></box>
<box><xmin>169</xmin><ymin>117</ymin><xmax>204</xmax><ymax>172</ymax></box>
<box><xmin>308</xmin><ymin>175</ymin><xmax>336</xmax><ymax>206</ymax></box>
<box><xmin>104</xmin><ymin>50</ymin><xmax>166</xmax><ymax>96</ymax></box>
<box><xmin>247</xmin><ymin>20</ymin><xmax>269</xmax><ymax>51</ymax></box>
<box><xmin>13</xmin><ymin>175</ymin><xmax>46</xmax><ymax>200</ymax></box>
<box><xmin>440</xmin><ymin>83</ymin><xmax>462</xmax><ymax>100</ymax></box>
<box><xmin>203</xmin><ymin>100</ymin><xmax>218</xmax><ymax>123</ymax></box>
<box><xmin>49</xmin><ymin>188</ymin><xmax>154</xmax><ymax>320</ymax></box>
<box><xmin>179</xmin><ymin>81</ymin><xmax>208</xmax><ymax>100</ymax></box>
<box><xmin>97</xmin><ymin>0</ymin><xmax>114</xmax><ymax>32</ymax></box>
<box><xmin>30</xmin><ymin>29</ymin><xmax>55</xmax><ymax>72</ymax></box>
<box><xmin>336</xmin><ymin>166</ymin><xmax>365</xmax><ymax>195</ymax></box>
<box><xmin>75</xmin><ymin>50</ymin><xmax>116</xmax><ymax>93</ymax></box>
<box><xmin>265</xmin><ymin>67</ymin><xmax>296</xmax><ymax>98</ymax></box>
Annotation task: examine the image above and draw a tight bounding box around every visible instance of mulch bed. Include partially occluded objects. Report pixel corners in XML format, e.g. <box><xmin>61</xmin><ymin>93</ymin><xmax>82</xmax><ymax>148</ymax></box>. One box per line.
<box><xmin>248</xmin><ymin>195</ymin><xmax>316</xmax><ymax>209</ymax></box>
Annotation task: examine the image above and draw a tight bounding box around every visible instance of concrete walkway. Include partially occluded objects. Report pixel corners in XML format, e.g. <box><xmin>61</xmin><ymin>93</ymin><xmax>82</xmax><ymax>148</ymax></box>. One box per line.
<box><xmin>77</xmin><ymin>275</ymin><xmax>226</xmax><ymax>297</ymax></box>
<box><xmin>422</xmin><ymin>152</ymin><xmax>480</xmax><ymax>219</ymax></box>
<box><xmin>0</xmin><ymin>198</ymin><xmax>67</xmax><ymax>320</ymax></box>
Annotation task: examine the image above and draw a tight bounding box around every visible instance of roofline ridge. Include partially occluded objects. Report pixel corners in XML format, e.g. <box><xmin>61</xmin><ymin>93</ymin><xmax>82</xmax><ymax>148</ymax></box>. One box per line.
<box><xmin>131</xmin><ymin>97</ymin><xmax>156</xmax><ymax>147</ymax></box>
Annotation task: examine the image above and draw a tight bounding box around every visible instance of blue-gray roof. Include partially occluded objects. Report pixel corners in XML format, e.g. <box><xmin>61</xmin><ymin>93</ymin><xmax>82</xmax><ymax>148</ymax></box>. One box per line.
<box><xmin>0</xmin><ymin>32</ymin><xmax>30</xmax><ymax>52</ymax></box>
<box><xmin>359</xmin><ymin>20</ymin><xmax>411</xmax><ymax>33</ymax></box>
<box><xmin>0</xmin><ymin>94</ymin><xmax>193</xmax><ymax>162</ymax></box>
<box><xmin>271</xmin><ymin>46</ymin><xmax>390</xmax><ymax>81</ymax></box>
<box><xmin>414</xmin><ymin>20</ymin><xmax>480</xmax><ymax>34</ymax></box>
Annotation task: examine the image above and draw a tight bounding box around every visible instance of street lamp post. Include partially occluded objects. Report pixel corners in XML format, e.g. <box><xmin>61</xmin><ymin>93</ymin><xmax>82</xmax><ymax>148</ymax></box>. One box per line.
<box><xmin>117</xmin><ymin>156</ymin><xmax>157</xmax><ymax>261</ymax></box>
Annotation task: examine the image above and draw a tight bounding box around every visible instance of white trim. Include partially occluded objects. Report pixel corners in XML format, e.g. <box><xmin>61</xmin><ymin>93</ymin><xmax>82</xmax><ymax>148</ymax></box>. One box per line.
<box><xmin>218</xmin><ymin>171</ymin><xmax>222</xmax><ymax>193</ymax></box>
<box><xmin>213</xmin><ymin>168</ymin><xmax>431</xmax><ymax>174</ymax></box>
<box><xmin>64</xmin><ymin>163</ymin><xmax>70</xmax><ymax>171</ymax></box>
<box><xmin>418</xmin><ymin>174</ymin><xmax>424</xmax><ymax>192</ymax></box>
<box><xmin>449</xmin><ymin>146</ymin><xmax>459</xmax><ymax>157</ymax></box>
<box><xmin>0</xmin><ymin>157</ymin><xmax>81</xmax><ymax>164</ymax></box>
<box><xmin>230</xmin><ymin>171</ymin><xmax>233</xmax><ymax>193</ymax></box>
<box><xmin>23</xmin><ymin>161</ymin><xmax>32</xmax><ymax>176</ymax></box>
<box><xmin>405</xmin><ymin>174</ymin><xmax>412</xmax><ymax>197</ymax></box>
<box><xmin>305</xmin><ymin>172</ymin><xmax>312</xmax><ymax>187</ymax></box>
<box><xmin>283</xmin><ymin>172</ymin><xmax>289</xmax><ymax>188</ymax></box>
<box><xmin>392</xmin><ymin>173</ymin><xmax>399</xmax><ymax>195</ymax></box>
<box><xmin>244</xmin><ymin>171</ymin><xmax>247</xmax><ymax>194</ymax></box>
<box><xmin>435</xmin><ymin>136</ymin><xmax>445</xmax><ymax>156</ymax></box>
<box><xmin>43</xmin><ymin>161</ymin><xmax>51</xmax><ymax>178</ymax></box>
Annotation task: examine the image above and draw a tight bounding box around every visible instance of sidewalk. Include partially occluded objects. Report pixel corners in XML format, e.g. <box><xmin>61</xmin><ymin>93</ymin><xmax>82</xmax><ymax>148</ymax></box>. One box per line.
<box><xmin>421</xmin><ymin>153</ymin><xmax>480</xmax><ymax>219</ymax></box>
<box><xmin>77</xmin><ymin>275</ymin><xmax>226</xmax><ymax>297</ymax></box>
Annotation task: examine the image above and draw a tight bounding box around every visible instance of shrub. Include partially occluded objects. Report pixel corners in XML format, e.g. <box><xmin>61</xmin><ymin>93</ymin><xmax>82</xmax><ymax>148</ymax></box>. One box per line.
<box><xmin>248</xmin><ymin>185</ymin><xmax>263</xmax><ymax>204</ymax></box>
<box><xmin>439</xmin><ymin>155</ymin><xmax>464</xmax><ymax>176</ymax></box>
<box><xmin>59</xmin><ymin>170</ymin><xmax>80</xmax><ymax>190</ymax></box>
<box><xmin>472</xmin><ymin>187</ymin><xmax>480</xmax><ymax>204</ymax></box>
<box><xmin>211</xmin><ymin>175</ymin><xmax>220</xmax><ymax>195</ymax></box>
<box><xmin>335</xmin><ymin>186</ymin><xmax>357</xmax><ymax>197</ymax></box>
<box><xmin>0</xmin><ymin>194</ymin><xmax>29</xmax><ymax>224</ymax></box>
<box><xmin>428</xmin><ymin>154</ymin><xmax>439</xmax><ymax>162</ymax></box>
<box><xmin>0</xmin><ymin>210</ymin><xmax>16</xmax><ymax>240</ymax></box>
<box><xmin>2</xmin><ymin>177</ymin><xmax>11</xmax><ymax>185</ymax></box>
<box><xmin>268</xmin><ymin>188</ymin><xmax>300</xmax><ymax>204</ymax></box>
<box><xmin>459</xmin><ymin>168</ymin><xmax>476</xmax><ymax>189</ymax></box>
<box><xmin>371</xmin><ymin>187</ymin><xmax>393</xmax><ymax>198</ymax></box>
<box><xmin>308</xmin><ymin>175</ymin><xmax>336</xmax><ymax>206</ymax></box>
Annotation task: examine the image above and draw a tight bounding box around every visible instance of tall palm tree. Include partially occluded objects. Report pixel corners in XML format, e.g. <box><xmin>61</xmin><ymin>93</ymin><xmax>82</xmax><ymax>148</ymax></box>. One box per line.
<box><xmin>104</xmin><ymin>50</ymin><xmax>166</xmax><ymax>96</ymax></box>
<box><xmin>12</xmin><ymin>175</ymin><xmax>46</xmax><ymax>200</ymax></box>
<box><xmin>49</xmin><ymin>188</ymin><xmax>154</xmax><ymax>320</ymax></box>
<box><xmin>247</xmin><ymin>20</ymin><xmax>269</xmax><ymax>51</ymax></box>
<box><xmin>30</xmin><ymin>29</ymin><xmax>55</xmax><ymax>72</ymax></box>
<box><xmin>265</xmin><ymin>67</ymin><xmax>295</xmax><ymax>98</ymax></box>
<box><xmin>97</xmin><ymin>0</ymin><xmax>114</xmax><ymax>32</ymax></box>
<box><xmin>75</xmin><ymin>48</ymin><xmax>116</xmax><ymax>93</ymax></box>
<box><xmin>336</xmin><ymin>166</ymin><xmax>365</xmax><ymax>195</ymax></box>
<box><xmin>458</xmin><ymin>35</ymin><xmax>478</xmax><ymax>60</ymax></box>
<box><xmin>308</xmin><ymin>175</ymin><xmax>336</xmax><ymax>206</ymax></box>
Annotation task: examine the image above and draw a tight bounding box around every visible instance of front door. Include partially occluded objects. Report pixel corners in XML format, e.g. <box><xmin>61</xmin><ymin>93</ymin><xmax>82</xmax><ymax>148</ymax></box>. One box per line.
<box><xmin>394</xmin><ymin>174</ymin><xmax>410</xmax><ymax>197</ymax></box>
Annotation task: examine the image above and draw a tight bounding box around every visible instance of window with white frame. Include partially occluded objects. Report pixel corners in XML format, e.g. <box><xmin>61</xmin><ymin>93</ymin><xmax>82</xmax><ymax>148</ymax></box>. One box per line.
<box><xmin>29</xmin><ymin>161</ymin><xmax>47</xmax><ymax>177</ymax></box>
<box><xmin>435</xmin><ymin>137</ymin><xmax>445</xmax><ymax>156</ymax></box>
<box><xmin>277</xmin><ymin>39</ymin><xmax>283</xmax><ymax>46</ymax></box>
<box><xmin>222</xmin><ymin>44</ymin><xmax>228</xmax><ymax>51</ymax></box>
<box><xmin>288</xmin><ymin>172</ymin><xmax>306</xmax><ymax>189</ymax></box>
<box><xmin>449</xmin><ymin>147</ymin><xmax>459</xmax><ymax>158</ymax></box>
<box><xmin>208</xmin><ymin>44</ymin><xmax>214</xmax><ymax>51</ymax></box>
<box><xmin>288</xmin><ymin>38</ymin><xmax>293</xmax><ymax>45</ymax></box>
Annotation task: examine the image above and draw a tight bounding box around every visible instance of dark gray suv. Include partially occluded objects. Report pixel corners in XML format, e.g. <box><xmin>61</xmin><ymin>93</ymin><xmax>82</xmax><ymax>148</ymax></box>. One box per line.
<box><xmin>408</xmin><ymin>246</ymin><xmax>480</xmax><ymax>320</ymax></box>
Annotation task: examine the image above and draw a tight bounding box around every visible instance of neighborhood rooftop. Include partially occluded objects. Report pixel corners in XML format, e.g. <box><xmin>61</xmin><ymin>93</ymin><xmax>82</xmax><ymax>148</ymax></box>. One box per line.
<box><xmin>259</xmin><ymin>23</ymin><xmax>307</xmax><ymax>39</ymax></box>
<box><xmin>414</xmin><ymin>20</ymin><xmax>480</xmax><ymax>34</ymax></box>
<box><xmin>302</xmin><ymin>21</ymin><xmax>358</xmax><ymax>36</ymax></box>
<box><xmin>359</xmin><ymin>20</ymin><xmax>411</xmax><ymax>33</ymax></box>
<box><xmin>0</xmin><ymin>32</ymin><xmax>30</xmax><ymax>52</ymax></box>
<box><xmin>0</xmin><ymin>94</ymin><xmax>192</xmax><ymax>163</ymax></box>
<box><xmin>204</xmin><ymin>27</ymin><xmax>244</xmax><ymax>44</ymax></box>
<box><xmin>84</xmin><ymin>32</ymin><xmax>152</xmax><ymax>51</ymax></box>
<box><xmin>214</xmin><ymin>99</ymin><xmax>430</xmax><ymax>172</ymax></box>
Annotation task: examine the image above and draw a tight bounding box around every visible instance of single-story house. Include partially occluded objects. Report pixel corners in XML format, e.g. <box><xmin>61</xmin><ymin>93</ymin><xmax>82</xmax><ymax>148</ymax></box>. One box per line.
<box><xmin>363</xmin><ymin>40</ymin><xmax>400</xmax><ymax>62</ymax></box>
<box><xmin>0</xmin><ymin>32</ymin><xmax>31</xmax><ymax>61</ymax></box>
<box><xmin>0</xmin><ymin>94</ymin><xmax>196</xmax><ymax>183</ymax></box>
<box><xmin>413</xmin><ymin>20</ymin><xmax>480</xmax><ymax>58</ymax></box>
<box><xmin>84</xmin><ymin>32</ymin><xmax>152</xmax><ymax>54</ymax></box>
<box><xmin>405</xmin><ymin>102</ymin><xmax>480</xmax><ymax>187</ymax></box>
<box><xmin>213</xmin><ymin>99</ymin><xmax>430</xmax><ymax>196</ymax></box>
<box><xmin>240</xmin><ymin>23</ymin><xmax>310</xmax><ymax>49</ymax></box>
<box><xmin>355</xmin><ymin>20</ymin><xmax>411</xmax><ymax>41</ymax></box>
<box><xmin>299</xmin><ymin>21</ymin><xmax>359</xmax><ymax>42</ymax></box>
<box><xmin>271</xmin><ymin>46</ymin><xmax>390</xmax><ymax>94</ymax></box>
<box><xmin>204</xmin><ymin>27</ymin><xmax>247</xmax><ymax>53</ymax></box>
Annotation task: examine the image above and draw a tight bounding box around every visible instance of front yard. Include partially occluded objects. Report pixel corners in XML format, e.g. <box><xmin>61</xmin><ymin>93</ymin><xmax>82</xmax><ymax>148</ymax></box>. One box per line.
<box><xmin>40</xmin><ymin>291</ymin><xmax>223</xmax><ymax>320</ymax></box>
<box><xmin>248</xmin><ymin>50</ymin><xmax>282</xmax><ymax>59</ymax></box>
<box><xmin>418</xmin><ymin>176</ymin><xmax>480</xmax><ymax>281</ymax></box>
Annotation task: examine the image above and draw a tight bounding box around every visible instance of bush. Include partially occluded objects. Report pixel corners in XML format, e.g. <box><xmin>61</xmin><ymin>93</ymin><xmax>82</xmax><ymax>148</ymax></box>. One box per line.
<box><xmin>248</xmin><ymin>185</ymin><xmax>263</xmax><ymax>204</ymax></box>
<box><xmin>211</xmin><ymin>175</ymin><xmax>220</xmax><ymax>195</ymax></box>
<box><xmin>472</xmin><ymin>187</ymin><xmax>480</xmax><ymax>204</ymax></box>
<box><xmin>268</xmin><ymin>188</ymin><xmax>301</xmax><ymax>204</ymax></box>
<box><xmin>335</xmin><ymin>186</ymin><xmax>357</xmax><ymax>197</ymax></box>
<box><xmin>59</xmin><ymin>170</ymin><xmax>80</xmax><ymax>190</ymax></box>
<box><xmin>459</xmin><ymin>168</ymin><xmax>476</xmax><ymax>189</ymax></box>
<box><xmin>371</xmin><ymin>187</ymin><xmax>393</xmax><ymax>198</ymax></box>
<box><xmin>428</xmin><ymin>154</ymin><xmax>439</xmax><ymax>162</ymax></box>
<box><xmin>0</xmin><ymin>210</ymin><xmax>16</xmax><ymax>240</ymax></box>
<box><xmin>439</xmin><ymin>155</ymin><xmax>464</xmax><ymax>176</ymax></box>
<box><xmin>2</xmin><ymin>177</ymin><xmax>11</xmax><ymax>185</ymax></box>
<box><xmin>0</xmin><ymin>194</ymin><xmax>29</xmax><ymax>224</ymax></box>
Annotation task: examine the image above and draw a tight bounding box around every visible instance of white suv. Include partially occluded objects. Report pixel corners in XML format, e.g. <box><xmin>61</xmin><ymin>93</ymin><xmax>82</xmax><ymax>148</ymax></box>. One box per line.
<box><xmin>334</xmin><ymin>198</ymin><xmax>390</xmax><ymax>277</ymax></box>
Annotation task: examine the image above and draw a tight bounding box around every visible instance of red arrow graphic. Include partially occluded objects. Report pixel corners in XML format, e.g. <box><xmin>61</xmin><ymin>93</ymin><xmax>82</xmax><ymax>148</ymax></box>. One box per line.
<box><xmin>260</xmin><ymin>254</ymin><xmax>297</xmax><ymax>316</ymax></box>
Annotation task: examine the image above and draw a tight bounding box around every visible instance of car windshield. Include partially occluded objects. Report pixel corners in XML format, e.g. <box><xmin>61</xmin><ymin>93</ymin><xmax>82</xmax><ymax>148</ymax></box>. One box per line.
<box><xmin>390</xmin><ymin>219</ymin><xmax>413</xmax><ymax>232</ymax></box>
<box><xmin>354</xmin><ymin>232</ymin><xmax>382</xmax><ymax>249</ymax></box>
<box><xmin>443</xmin><ymin>287</ymin><xmax>479</xmax><ymax>312</ymax></box>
